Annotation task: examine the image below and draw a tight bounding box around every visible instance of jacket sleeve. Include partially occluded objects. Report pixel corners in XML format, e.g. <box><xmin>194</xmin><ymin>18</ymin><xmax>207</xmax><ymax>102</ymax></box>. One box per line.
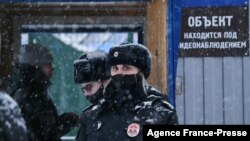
<box><xmin>26</xmin><ymin>94</ymin><xmax>79</xmax><ymax>140</ymax></box>
<box><xmin>30</xmin><ymin>105</ymin><xmax>61</xmax><ymax>141</ymax></box>
<box><xmin>25</xmin><ymin>94</ymin><xmax>63</xmax><ymax>141</ymax></box>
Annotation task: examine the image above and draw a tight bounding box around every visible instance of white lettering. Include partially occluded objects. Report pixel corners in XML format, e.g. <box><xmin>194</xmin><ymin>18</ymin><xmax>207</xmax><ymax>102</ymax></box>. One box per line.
<box><xmin>147</xmin><ymin>129</ymin><xmax>154</xmax><ymax>137</ymax></box>
<box><xmin>187</xmin><ymin>16</ymin><xmax>233</xmax><ymax>27</ymax></box>
<box><xmin>183</xmin><ymin>32</ymin><xmax>222</xmax><ymax>39</ymax></box>
<box><xmin>180</xmin><ymin>41</ymin><xmax>247</xmax><ymax>49</ymax></box>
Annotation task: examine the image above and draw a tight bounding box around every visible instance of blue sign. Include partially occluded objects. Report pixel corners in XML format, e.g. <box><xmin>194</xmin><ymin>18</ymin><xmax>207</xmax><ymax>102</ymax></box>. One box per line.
<box><xmin>168</xmin><ymin>0</ymin><xmax>248</xmax><ymax>106</ymax></box>
<box><xmin>0</xmin><ymin>0</ymin><xmax>148</xmax><ymax>2</ymax></box>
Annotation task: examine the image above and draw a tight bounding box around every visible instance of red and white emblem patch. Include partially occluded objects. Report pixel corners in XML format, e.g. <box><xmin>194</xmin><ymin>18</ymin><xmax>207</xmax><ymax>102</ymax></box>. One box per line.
<box><xmin>127</xmin><ymin>123</ymin><xmax>140</xmax><ymax>137</ymax></box>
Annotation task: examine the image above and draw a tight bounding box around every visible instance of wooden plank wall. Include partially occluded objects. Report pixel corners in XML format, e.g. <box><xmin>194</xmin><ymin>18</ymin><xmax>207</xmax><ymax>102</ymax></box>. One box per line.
<box><xmin>146</xmin><ymin>0</ymin><xmax>167</xmax><ymax>94</ymax></box>
<box><xmin>176</xmin><ymin>56</ymin><xmax>250</xmax><ymax>124</ymax></box>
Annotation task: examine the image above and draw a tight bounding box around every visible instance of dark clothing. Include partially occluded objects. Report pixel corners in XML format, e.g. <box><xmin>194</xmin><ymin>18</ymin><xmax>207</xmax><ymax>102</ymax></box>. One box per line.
<box><xmin>76</xmin><ymin>84</ymin><xmax>178</xmax><ymax>141</ymax></box>
<box><xmin>0</xmin><ymin>91</ymin><xmax>28</xmax><ymax>141</ymax></box>
<box><xmin>7</xmin><ymin>64</ymin><xmax>78</xmax><ymax>141</ymax></box>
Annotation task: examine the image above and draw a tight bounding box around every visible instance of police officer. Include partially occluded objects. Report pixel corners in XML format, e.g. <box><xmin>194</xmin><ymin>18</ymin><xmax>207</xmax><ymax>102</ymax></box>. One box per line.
<box><xmin>74</xmin><ymin>50</ymin><xmax>110</xmax><ymax>104</ymax></box>
<box><xmin>77</xmin><ymin>43</ymin><xmax>178</xmax><ymax>141</ymax></box>
<box><xmin>74</xmin><ymin>50</ymin><xmax>110</xmax><ymax>141</ymax></box>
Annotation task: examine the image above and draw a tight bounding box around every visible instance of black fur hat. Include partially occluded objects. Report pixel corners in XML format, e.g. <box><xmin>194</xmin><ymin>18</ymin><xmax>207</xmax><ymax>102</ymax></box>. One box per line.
<box><xmin>108</xmin><ymin>43</ymin><xmax>152</xmax><ymax>78</ymax></box>
<box><xmin>74</xmin><ymin>50</ymin><xmax>110</xmax><ymax>83</ymax></box>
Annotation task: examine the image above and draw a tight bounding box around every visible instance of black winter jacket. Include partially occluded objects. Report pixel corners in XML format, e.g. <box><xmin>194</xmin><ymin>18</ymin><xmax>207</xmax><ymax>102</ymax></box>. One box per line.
<box><xmin>7</xmin><ymin>64</ymin><xmax>77</xmax><ymax>141</ymax></box>
<box><xmin>76</xmin><ymin>85</ymin><xmax>178</xmax><ymax>141</ymax></box>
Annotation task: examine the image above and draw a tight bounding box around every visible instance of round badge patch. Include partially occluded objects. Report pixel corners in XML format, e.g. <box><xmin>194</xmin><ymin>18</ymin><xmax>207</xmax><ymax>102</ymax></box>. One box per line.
<box><xmin>127</xmin><ymin>123</ymin><xmax>140</xmax><ymax>137</ymax></box>
<box><xmin>114</xmin><ymin>51</ymin><xmax>119</xmax><ymax>57</ymax></box>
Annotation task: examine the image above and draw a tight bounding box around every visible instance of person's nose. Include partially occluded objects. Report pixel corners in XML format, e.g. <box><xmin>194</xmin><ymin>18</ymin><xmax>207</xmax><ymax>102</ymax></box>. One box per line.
<box><xmin>116</xmin><ymin>67</ymin><xmax>126</xmax><ymax>75</ymax></box>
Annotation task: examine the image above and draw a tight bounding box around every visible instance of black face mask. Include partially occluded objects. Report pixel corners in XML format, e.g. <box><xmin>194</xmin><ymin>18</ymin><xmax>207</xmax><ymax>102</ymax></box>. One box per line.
<box><xmin>107</xmin><ymin>73</ymin><xmax>146</xmax><ymax>108</ymax></box>
<box><xmin>86</xmin><ymin>85</ymin><xmax>104</xmax><ymax>104</ymax></box>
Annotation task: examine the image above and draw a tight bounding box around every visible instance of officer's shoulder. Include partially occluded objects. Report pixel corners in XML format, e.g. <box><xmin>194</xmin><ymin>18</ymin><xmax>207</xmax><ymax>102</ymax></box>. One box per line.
<box><xmin>81</xmin><ymin>104</ymin><xmax>100</xmax><ymax>114</ymax></box>
<box><xmin>81</xmin><ymin>102</ymin><xmax>105</xmax><ymax>120</ymax></box>
<box><xmin>152</xmin><ymin>99</ymin><xmax>175</xmax><ymax>112</ymax></box>
<box><xmin>146</xmin><ymin>86</ymin><xmax>168</xmax><ymax>100</ymax></box>
<box><xmin>81</xmin><ymin>104</ymin><xmax>93</xmax><ymax>113</ymax></box>
<box><xmin>141</xmin><ymin>93</ymin><xmax>175</xmax><ymax>113</ymax></box>
<box><xmin>146</xmin><ymin>86</ymin><xmax>172</xmax><ymax>108</ymax></box>
<box><xmin>145</xmin><ymin>98</ymin><xmax>177</xmax><ymax>121</ymax></box>
<box><xmin>146</xmin><ymin>86</ymin><xmax>161</xmax><ymax>95</ymax></box>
